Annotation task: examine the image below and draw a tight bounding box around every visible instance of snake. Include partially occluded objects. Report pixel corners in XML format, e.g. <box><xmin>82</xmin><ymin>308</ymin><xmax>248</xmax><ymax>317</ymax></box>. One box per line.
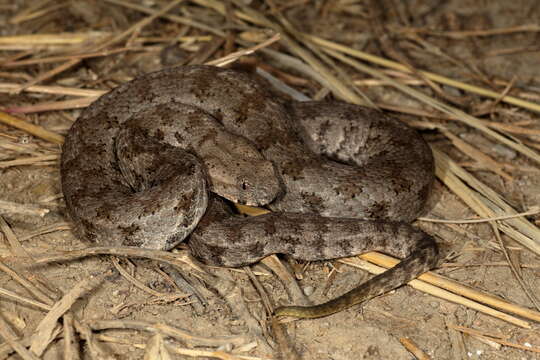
<box><xmin>60</xmin><ymin>65</ymin><xmax>441</xmax><ymax>318</ymax></box>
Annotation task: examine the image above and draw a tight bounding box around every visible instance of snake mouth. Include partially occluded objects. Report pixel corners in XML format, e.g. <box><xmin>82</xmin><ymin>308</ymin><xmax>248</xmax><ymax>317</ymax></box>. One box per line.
<box><xmin>204</xmin><ymin>153</ymin><xmax>283</xmax><ymax>207</ymax></box>
<box><xmin>209</xmin><ymin>174</ymin><xmax>282</xmax><ymax>207</ymax></box>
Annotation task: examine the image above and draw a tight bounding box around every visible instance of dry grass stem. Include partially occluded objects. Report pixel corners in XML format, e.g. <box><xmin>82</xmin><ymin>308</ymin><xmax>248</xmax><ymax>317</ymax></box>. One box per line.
<box><xmin>13</xmin><ymin>0</ymin><xmax>184</xmax><ymax>93</ymax></box>
<box><xmin>73</xmin><ymin>319</ymin><xmax>115</xmax><ymax>360</ymax></box>
<box><xmin>34</xmin><ymin>245</ymin><xmax>205</xmax><ymax>273</ymax></box>
<box><xmin>491</xmin><ymin>222</ymin><xmax>540</xmax><ymax>311</ymax></box>
<box><xmin>0</xmin><ymin>47</ymin><xmax>142</xmax><ymax>68</ymax></box>
<box><xmin>0</xmin><ymin>82</ymin><xmax>106</xmax><ymax>97</ymax></box>
<box><xmin>0</xmin><ymin>260</ymin><xmax>54</xmax><ymax>306</ymax></box>
<box><xmin>306</xmin><ymin>34</ymin><xmax>540</xmax><ymax>113</ymax></box>
<box><xmin>243</xmin><ymin>266</ymin><xmax>273</xmax><ymax>314</ymax></box>
<box><xmin>29</xmin><ymin>273</ymin><xmax>107</xmax><ymax>356</ymax></box>
<box><xmin>17</xmin><ymin>222</ymin><xmax>71</xmax><ymax>242</ymax></box>
<box><xmin>399</xmin><ymin>337</ymin><xmax>431</xmax><ymax>360</ymax></box>
<box><xmin>444</xmin><ymin>315</ymin><xmax>467</xmax><ymax>359</ymax></box>
<box><xmin>103</xmin><ymin>0</ymin><xmax>225</xmax><ymax>36</ymax></box>
<box><xmin>0</xmin><ymin>286</ymin><xmax>52</xmax><ymax>311</ymax></box>
<box><xmin>143</xmin><ymin>333</ymin><xmax>172</xmax><ymax>360</ymax></box>
<box><xmin>206</xmin><ymin>33</ymin><xmax>281</xmax><ymax>67</ymax></box>
<box><xmin>0</xmin><ymin>215</ymin><xmax>33</xmax><ymax>259</ymax></box>
<box><xmin>0</xmin><ymin>155</ymin><xmax>59</xmax><ymax>169</ymax></box>
<box><xmin>448</xmin><ymin>324</ymin><xmax>540</xmax><ymax>353</ymax></box>
<box><xmin>433</xmin><ymin>148</ymin><xmax>540</xmax><ymax>256</ymax></box>
<box><xmin>7</xmin><ymin>97</ymin><xmax>98</xmax><ymax>114</ymax></box>
<box><xmin>235</xmin><ymin>204</ymin><xmax>271</xmax><ymax>216</ymax></box>
<box><xmin>88</xmin><ymin>319</ymin><xmax>250</xmax><ymax>348</ymax></box>
<box><xmin>0</xmin><ymin>111</ymin><xmax>64</xmax><ymax>144</ymax></box>
<box><xmin>14</xmin><ymin>58</ymin><xmax>82</xmax><ymax>94</ymax></box>
<box><xmin>0</xmin><ymin>314</ymin><xmax>40</xmax><ymax>360</ymax></box>
<box><xmin>110</xmin><ymin>257</ymin><xmax>181</xmax><ymax>298</ymax></box>
<box><xmin>10</xmin><ymin>0</ymin><xmax>66</xmax><ymax>25</ymax></box>
<box><xmin>0</xmin><ymin>140</ymin><xmax>46</xmax><ymax>156</ymax></box>
<box><xmin>261</xmin><ymin>255</ymin><xmax>311</xmax><ymax>306</ymax></box>
<box><xmin>442</xmin><ymin>262</ymin><xmax>539</xmax><ymax>269</ymax></box>
<box><xmin>0</xmin><ymin>200</ymin><xmax>50</xmax><ymax>217</ymax></box>
<box><xmin>419</xmin><ymin>206</ymin><xmax>540</xmax><ymax>224</ymax></box>
<box><xmin>0</xmin><ymin>32</ymin><xmax>107</xmax><ymax>47</ymax></box>
<box><xmin>8</xmin><ymin>0</ymin><xmax>53</xmax><ymax>24</ymax></box>
<box><xmin>270</xmin><ymin>317</ymin><xmax>301</xmax><ymax>360</ymax></box>
<box><xmin>96</xmin><ymin>0</ymin><xmax>185</xmax><ymax>51</ymax></box>
<box><xmin>439</xmin><ymin>128</ymin><xmax>512</xmax><ymax>180</ymax></box>
<box><xmin>399</xmin><ymin>24</ymin><xmax>540</xmax><ymax>39</ymax></box>
<box><xmin>480</xmin><ymin>119</ymin><xmax>540</xmax><ymax>136</ymax></box>
<box><xmin>98</xmin><ymin>333</ymin><xmax>265</xmax><ymax>360</ymax></box>
<box><xmin>62</xmin><ymin>313</ymin><xmax>80</xmax><ymax>360</ymax></box>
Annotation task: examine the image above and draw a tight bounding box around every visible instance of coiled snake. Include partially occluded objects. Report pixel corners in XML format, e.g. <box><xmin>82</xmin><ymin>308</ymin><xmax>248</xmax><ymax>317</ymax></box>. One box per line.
<box><xmin>61</xmin><ymin>65</ymin><xmax>440</xmax><ymax>318</ymax></box>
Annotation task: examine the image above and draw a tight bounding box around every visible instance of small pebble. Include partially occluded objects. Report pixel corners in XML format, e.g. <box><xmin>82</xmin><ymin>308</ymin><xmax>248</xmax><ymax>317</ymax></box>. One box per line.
<box><xmin>321</xmin><ymin>321</ymin><xmax>330</xmax><ymax>328</ymax></box>
<box><xmin>160</xmin><ymin>45</ymin><xmax>189</xmax><ymax>67</ymax></box>
<box><xmin>217</xmin><ymin>343</ymin><xmax>233</xmax><ymax>352</ymax></box>
<box><xmin>442</xmin><ymin>85</ymin><xmax>462</xmax><ymax>98</ymax></box>
<box><xmin>303</xmin><ymin>286</ymin><xmax>314</xmax><ymax>296</ymax></box>
<box><xmin>492</xmin><ymin>144</ymin><xmax>517</xmax><ymax>160</ymax></box>
<box><xmin>18</xmin><ymin>135</ymin><xmax>31</xmax><ymax>144</ymax></box>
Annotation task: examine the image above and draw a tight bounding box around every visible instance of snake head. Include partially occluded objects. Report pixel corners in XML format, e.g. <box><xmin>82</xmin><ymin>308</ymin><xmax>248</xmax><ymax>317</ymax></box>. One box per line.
<box><xmin>205</xmin><ymin>155</ymin><xmax>282</xmax><ymax>207</ymax></box>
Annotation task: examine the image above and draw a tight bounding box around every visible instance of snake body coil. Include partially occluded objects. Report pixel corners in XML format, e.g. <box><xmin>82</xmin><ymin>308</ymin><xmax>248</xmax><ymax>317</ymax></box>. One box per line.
<box><xmin>61</xmin><ymin>65</ymin><xmax>440</xmax><ymax>318</ymax></box>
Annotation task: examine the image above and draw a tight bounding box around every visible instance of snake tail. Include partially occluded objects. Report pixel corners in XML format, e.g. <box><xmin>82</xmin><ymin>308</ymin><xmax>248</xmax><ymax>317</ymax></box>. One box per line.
<box><xmin>274</xmin><ymin>233</ymin><xmax>439</xmax><ymax>319</ymax></box>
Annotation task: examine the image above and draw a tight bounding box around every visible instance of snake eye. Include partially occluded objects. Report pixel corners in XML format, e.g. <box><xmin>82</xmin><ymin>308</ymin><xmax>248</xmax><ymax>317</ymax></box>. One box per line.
<box><xmin>241</xmin><ymin>180</ymin><xmax>248</xmax><ymax>190</ymax></box>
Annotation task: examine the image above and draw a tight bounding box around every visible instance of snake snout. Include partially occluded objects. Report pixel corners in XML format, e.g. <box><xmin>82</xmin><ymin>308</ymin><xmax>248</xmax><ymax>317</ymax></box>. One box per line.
<box><xmin>234</xmin><ymin>160</ymin><xmax>282</xmax><ymax>207</ymax></box>
<box><xmin>207</xmin><ymin>156</ymin><xmax>281</xmax><ymax>207</ymax></box>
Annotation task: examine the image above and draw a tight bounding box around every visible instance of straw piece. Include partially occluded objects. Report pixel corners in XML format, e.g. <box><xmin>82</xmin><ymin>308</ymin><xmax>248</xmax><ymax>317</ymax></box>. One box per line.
<box><xmin>29</xmin><ymin>273</ymin><xmax>106</xmax><ymax>356</ymax></box>
<box><xmin>6</xmin><ymin>97</ymin><xmax>97</xmax><ymax>113</ymax></box>
<box><xmin>0</xmin><ymin>200</ymin><xmax>50</xmax><ymax>217</ymax></box>
<box><xmin>0</xmin><ymin>111</ymin><xmax>64</xmax><ymax>144</ymax></box>
<box><xmin>433</xmin><ymin>148</ymin><xmax>540</xmax><ymax>256</ymax></box>
<box><xmin>419</xmin><ymin>206</ymin><xmax>540</xmax><ymax>224</ymax></box>
<box><xmin>0</xmin><ymin>32</ymin><xmax>108</xmax><ymax>45</ymax></box>
<box><xmin>306</xmin><ymin>34</ymin><xmax>540</xmax><ymax>114</ymax></box>
<box><xmin>0</xmin><ymin>83</ymin><xmax>106</xmax><ymax>97</ymax></box>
